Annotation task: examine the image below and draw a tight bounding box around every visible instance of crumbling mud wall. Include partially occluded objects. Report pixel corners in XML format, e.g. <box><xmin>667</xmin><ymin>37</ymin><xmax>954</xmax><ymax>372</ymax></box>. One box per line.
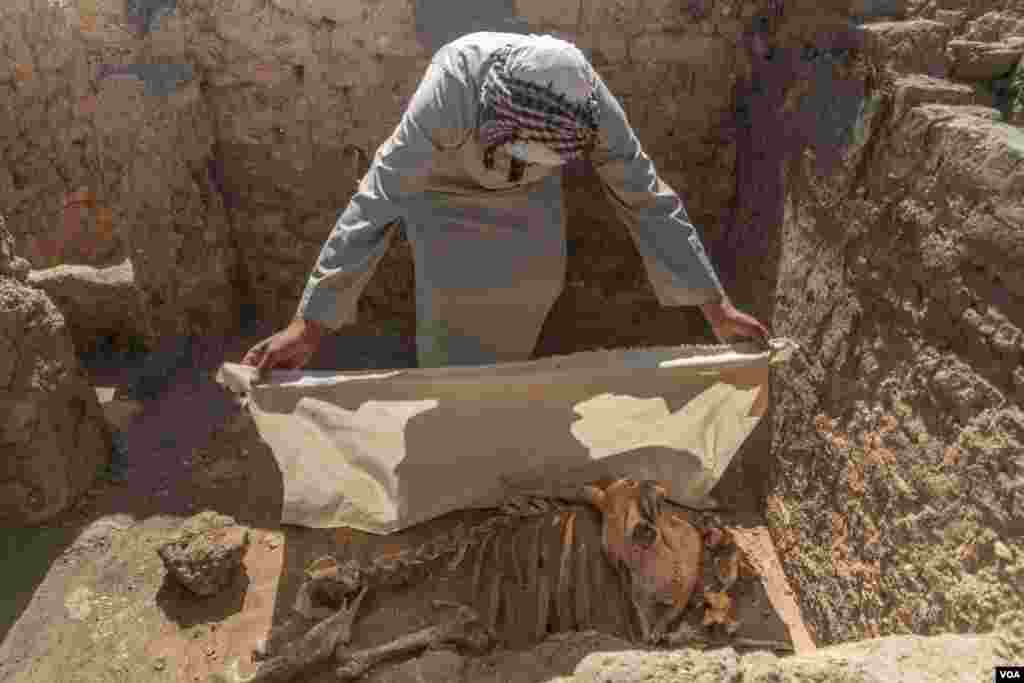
<box><xmin>0</xmin><ymin>222</ymin><xmax>113</xmax><ymax>526</ymax></box>
<box><xmin>763</xmin><ymin>0</ymin><xmax>1024</xmax><ymax>646</ymax></box>
<box><xmin>0</xmin><ymin>0</ymin><xmax>237</xmax><ymax>347</ymax></box>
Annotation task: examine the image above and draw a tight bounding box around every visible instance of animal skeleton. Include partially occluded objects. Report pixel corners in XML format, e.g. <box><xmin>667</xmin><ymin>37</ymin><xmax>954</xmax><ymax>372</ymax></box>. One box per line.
<box><xmin>218</xmin><ymin>477</ymin><xmax>770</xmax><ymax>683</ymax></box>
<box><xmin>297</xmin><ymin>480</ymin><xmax>707</xmax><ymax>649</ymax></box>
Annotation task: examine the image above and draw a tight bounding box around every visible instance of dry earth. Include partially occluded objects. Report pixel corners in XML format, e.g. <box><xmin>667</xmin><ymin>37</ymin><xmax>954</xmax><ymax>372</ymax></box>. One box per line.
<box><xmin>2</xmin><ymin>0</ymin><xmax>1024</xmax><ymax>680</ymax></box>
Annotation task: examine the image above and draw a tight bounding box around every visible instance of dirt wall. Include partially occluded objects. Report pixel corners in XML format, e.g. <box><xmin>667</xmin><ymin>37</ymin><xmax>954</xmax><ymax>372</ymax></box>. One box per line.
<box><xmin>764</xmin><ymin>0</ymin><xmax>1024</xmax><ymax>645</ymax></box>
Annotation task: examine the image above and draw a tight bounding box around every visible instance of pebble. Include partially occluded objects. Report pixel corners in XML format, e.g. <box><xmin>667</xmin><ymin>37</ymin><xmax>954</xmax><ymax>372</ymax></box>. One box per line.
<box><xmin>153</xmin><ymin>657</ymin><xmax>166</xmax><ymax>671</ymax></box>
<box><xmin>993</xmin><ymin>541</ymin><xmax>1013</xmax><ymax>562</ymax></box>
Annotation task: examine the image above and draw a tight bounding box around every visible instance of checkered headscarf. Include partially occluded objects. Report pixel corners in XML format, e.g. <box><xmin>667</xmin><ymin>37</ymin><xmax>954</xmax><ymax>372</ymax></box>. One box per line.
<box><xmin>479</xmin><ymin>43</ymin><xmax>600</xmax><ymax>176</ymax></box>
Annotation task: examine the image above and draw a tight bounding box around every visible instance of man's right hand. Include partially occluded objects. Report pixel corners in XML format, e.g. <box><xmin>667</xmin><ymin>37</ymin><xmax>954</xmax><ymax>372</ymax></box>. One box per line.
<box><xmin>241</xmin><ymin>318</ymin><xmax>325</xmax><ymax>380</ymax></box>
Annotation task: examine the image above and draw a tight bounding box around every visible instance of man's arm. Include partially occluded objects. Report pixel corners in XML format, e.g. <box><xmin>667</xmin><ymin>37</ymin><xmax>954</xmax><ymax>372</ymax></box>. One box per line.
<box><xmin>588</xmin><ymin>72</ymin><xmax>768</xmax><ymax>343</ymax></box>
<box><xmin>588</xmin><ymin>72</ymin><xmax>727</xmax><ymax>308</ymax></box>
<box><xmin>295</xmin><ymin>58</ymin><xmax>470</xmax><ymax>331</ymax></box>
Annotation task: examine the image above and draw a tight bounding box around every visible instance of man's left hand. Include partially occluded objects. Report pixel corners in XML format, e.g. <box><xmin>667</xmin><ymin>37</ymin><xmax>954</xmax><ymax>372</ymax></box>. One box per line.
<box><xmin>700</xmin><ymin>299</ymin><xmax>771</xmax><ymax>346</ymax></box>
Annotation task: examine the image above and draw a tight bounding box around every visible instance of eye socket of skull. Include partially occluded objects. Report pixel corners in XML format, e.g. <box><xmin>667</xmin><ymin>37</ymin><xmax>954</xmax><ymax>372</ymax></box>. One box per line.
<box><xmin>630</xmin><ymin>521</ymin><xmax>658</xmax><ymax>548</ymax></box>
<box><xmin>638</xmin><ymin>480</ymin><xmax>663</xmax><ymax>522</ymax></box>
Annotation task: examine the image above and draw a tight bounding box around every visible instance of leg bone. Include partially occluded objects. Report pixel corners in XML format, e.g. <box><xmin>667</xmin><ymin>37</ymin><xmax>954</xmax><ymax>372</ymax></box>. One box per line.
<box><xmin>227</xmin><ymin>584</ymin><xmax>369</xmax><ymax>683</ymax></box>
<box><xmin>333</xmin><ymin>605</ymin><xmax>479</xmax><ymax>681</ymax></box>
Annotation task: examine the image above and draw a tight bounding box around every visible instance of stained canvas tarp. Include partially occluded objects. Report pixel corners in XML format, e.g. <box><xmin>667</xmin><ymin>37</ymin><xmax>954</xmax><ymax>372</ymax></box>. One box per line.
<box><xmin>216</xmin><ymin>338</ymin><xmax>796</xmax><ymax>535</ymax></box>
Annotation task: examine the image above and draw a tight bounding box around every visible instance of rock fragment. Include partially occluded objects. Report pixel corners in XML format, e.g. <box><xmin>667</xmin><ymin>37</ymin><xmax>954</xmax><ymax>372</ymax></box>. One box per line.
<box><xmin>157</xmin><ymin>510</ymin><xmax>250</xmax><ymax>597</ymax></box>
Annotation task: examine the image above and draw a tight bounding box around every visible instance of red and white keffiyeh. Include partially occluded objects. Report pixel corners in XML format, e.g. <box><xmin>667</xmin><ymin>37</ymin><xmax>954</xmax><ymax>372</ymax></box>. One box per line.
<box><xmin>479</xmin><ymin>39</ymin><xmax>600</xmax><ymax>175</ymax></box>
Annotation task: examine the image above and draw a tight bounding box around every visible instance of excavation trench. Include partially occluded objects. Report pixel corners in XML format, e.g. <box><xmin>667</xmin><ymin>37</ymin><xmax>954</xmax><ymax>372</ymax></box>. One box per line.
<box><xmin>4</xmin><ymin>0</ymin><xmax>1024</xmax><ymax>680</ymax></box>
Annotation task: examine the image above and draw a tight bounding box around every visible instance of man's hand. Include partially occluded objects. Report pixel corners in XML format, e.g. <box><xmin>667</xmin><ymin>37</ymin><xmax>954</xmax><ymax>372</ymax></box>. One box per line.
<box><xmin>700</xmin><ymin>298</ymin><xmax>770</xmax><ymax>346</ymax></box>
<box><xmin>242</xmin><ymin>318</ymin><xmax>325</xmax><ymax>381</ymax></box>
